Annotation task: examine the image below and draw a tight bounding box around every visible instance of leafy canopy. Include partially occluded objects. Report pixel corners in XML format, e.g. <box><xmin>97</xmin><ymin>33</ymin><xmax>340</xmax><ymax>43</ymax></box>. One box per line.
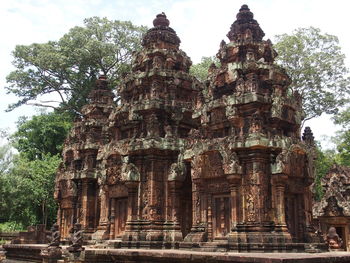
<box><xmin>11</xmin><ymin>111</ymin><xmax>72</xmax><ymax>161</ymax></box>
<box><xmin>190</xmin><ymin>56</ymin><xmax>220</xmax><ymax>82</ymax></box>
<box><xmin>6</xmin><ymin>17</ymin><xmax>147</xmax><ymax>115</ymax></box>
<box><xmin>313</xmin><ymin>144</ymin><xmax>335</xmax><ymax>201</ymax></box>
<box><xmin>274</xmin><ymin>27</ymin><xmax>350</xmax><ymax>121</ymax></box>
<box><xmin>0</xmin><ymin>153</ymin><xmax>61</xmax><ymax>227</ymax></box>
<box><xmin>332</xmin><ymin>108</ymin><xmax>350</xmax><ymax>166</ymax></box>
<box><xmin>0</xmin><ymin>112</ymin><xmax>68</xmax><ymax>227</ymax></box>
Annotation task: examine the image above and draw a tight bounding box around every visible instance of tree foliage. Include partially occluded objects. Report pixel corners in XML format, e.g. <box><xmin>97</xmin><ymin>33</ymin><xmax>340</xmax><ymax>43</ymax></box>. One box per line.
<box><xmin>0</xmin><ymin>135</ymin><xmax>13</xmax><ymax>176</ymax></box>
<box><xmin>189</xmin><ymin>56</ymin><xmax>220</xmax><ymax>82</ymax></box>
<box><xmin>332</xmin><ymin>108</ymin><xmax>350</xmax><ymax>166</ymax></box>
<box><xmin>2</xmin><ymin>16</ymin><xmax>147</xmax><ymax>229</ymax></box>
<box><xmin>11</xmin><ymin>111</ymin><xmax>72</xmax><ymax>161</ymax></box>
<box><xmin>0</xmin><ymin>154</ymin><xmax>61</xmax><ymax>226</ymax></box>
<box><xmin>6</xmin><ymin>17</ymin><xmax>147</xmax><ymax>115</ymax></box>
<box><xmin>0</xmin><ymin>112</ymin><xmax>71</xmax><ymax>227</ymax></box>
<box><xmin>274</xmin><ymin>27</ymin><xmax>350</xmax><ymax>121</ymax></box>
<box><xmin>313</xmin><ymin>144</ymin><xmax>335</xmax><ymax>201</ymax></box>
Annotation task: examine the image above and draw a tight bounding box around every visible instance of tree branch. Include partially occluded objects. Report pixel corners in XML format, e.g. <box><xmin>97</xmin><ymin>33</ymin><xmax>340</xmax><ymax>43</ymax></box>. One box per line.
<box><xmin>26</xmin><ymin>102</ymin><xmax>58</xmax><ymax>109</ymax></box>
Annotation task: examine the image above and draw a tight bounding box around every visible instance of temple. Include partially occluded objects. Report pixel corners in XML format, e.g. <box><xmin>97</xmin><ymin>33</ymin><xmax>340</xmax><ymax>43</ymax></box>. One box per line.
<box><xmin>54</xmin><ymin>5</ymin><xmax>322</xmax><ymax>251</ymax></box>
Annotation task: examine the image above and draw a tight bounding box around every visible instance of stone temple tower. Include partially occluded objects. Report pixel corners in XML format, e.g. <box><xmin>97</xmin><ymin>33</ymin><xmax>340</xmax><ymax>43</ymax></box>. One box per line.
<box><xmin>187</xmin><ymin>4</ymin><xmax>318</xmax><ymax>249</ymax></box>
<box><xmin>99</xmin><ymin>12</ymin><xmax>201</xmax><ymax>243</ymax></box>
<box><xmin>55</xmin><ymin>6</ymin><xmax>323</xmax><ymax>251</ymax></box>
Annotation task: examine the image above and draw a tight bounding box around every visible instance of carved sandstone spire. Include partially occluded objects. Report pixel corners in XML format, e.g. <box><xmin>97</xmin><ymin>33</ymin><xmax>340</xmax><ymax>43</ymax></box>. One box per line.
<box><xmin>227</xmin><ymin>4</ymin><xmax>265</xmax><ymax>42</ymax></box>
<box><xmin>142</xmin><ymin>12</ymin><xmax>180</xmax><ymax>48</ymax></box>
<box><xmin>153</xmin><ymin>12</ymin><xmax>170</xmax><ymax>27</ymax></box>
<box><xmin>302</xmin><ymin>126</ymin><xmax>315</xmax><ymax>145</ymax></box>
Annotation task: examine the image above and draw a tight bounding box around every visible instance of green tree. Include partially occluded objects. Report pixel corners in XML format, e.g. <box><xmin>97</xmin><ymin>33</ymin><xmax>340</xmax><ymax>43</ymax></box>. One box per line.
<box><xmin>6</xmin><ymin>17</ymin><xmax>147</xmax><ymax>115</ymax></box>
<box><xmin>0</xmin><ymin>112</ymin><xmax>72</xmax><ymax>227</ymax></box>
<box><xmin>12</xmin><ymin>111</ymin><xmax>72</xmax><ymax>160</ymax></box>
<box><xmin>0</xmin><ymin>130</ymin><xmax>13</xmax><ymax>176</ymax></box>
<box><xmin>333</xmin><ymin>108</ymin><xmax>350</xmax><ymax>166</ymax></box>
<box><xmin>335</xmin><ymin>131</ymin><xmax>350</xmax><ymax>166</ymax></box>
<box><xmin>0</xmin><ymin>132</ymin><xmax>14</xmax><ymax>223</ymax></box>
<box><xmin>314</xmin><ymin>144</ymin><xmax>335</xmax><ymax>200</ymax></box>
<box><xmin>1</xmin><ymin>154</ymin><xmax>61</xmax><ymax>226</ymax></box>
<box><xmin>190</xmin><ymin>56</ymin><xmax>219</xmax><ymax>82</ymax></box>
<box><xmin>274</xmin><ymin>27</ymin><xmax>350</xmax><ymax>122</ymax></box>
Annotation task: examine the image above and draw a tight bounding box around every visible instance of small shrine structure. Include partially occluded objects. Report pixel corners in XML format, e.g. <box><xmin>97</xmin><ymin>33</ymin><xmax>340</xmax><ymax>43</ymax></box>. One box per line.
<box><xmin>314</xmin><ymin>165</ymin><xmax>350</xmax><ymax>251</ymax></box>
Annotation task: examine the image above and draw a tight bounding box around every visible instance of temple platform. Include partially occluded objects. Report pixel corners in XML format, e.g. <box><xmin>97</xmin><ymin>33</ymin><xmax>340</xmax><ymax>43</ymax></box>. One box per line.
<box><xmin>3</xmin><ymin>244</ymin><xmax>350</xmax><ymax>263</ymax></box>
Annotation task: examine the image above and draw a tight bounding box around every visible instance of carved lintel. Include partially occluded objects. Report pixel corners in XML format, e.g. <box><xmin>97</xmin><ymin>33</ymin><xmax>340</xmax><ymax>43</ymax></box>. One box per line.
<box><xmin>227</xmin><ymin>173</ymin><xmax>242</xmax><ymax>186</ymax></box>
<box><xmin>271</xmin><ymin>173</ymin><xmax>288</xmax><ymax>186</ymax></box>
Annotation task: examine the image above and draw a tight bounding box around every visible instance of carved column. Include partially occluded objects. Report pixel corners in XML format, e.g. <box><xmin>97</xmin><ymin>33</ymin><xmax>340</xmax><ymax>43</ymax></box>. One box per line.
<box><xmin>184</xmin><ymin>155</ymin><xmax>208</xmax><ymax>242</ymax></box>
<box><xmin>81</xmin><ymin>179</ymin><xmax>89</xmax><ymax>229</ymax></box>
<box><xmin>227</xmin><ymin>174</ymin><xmax>242</xmax><ymax>230</ymax></box>
<box><xmin>95</xmin><ymin>185</ymin><xmax>110</xmax><ymax>239</ymax></box>
<box><xmin>201</xmin><ymin>190</ymin><xmax>208</xmax><ymax>224</ymax></box>
<box><xmin>169</xmin><ymin>180</ymin><xmax>180</xmax><ymax>223</ymax></box>
<box><xmin>207</xmin><ymin>195</ymin><xmax>213</xmax><ymax>241</ymax></box>
<box><xmin>121</xmin><ymin>158</ymin><xmax>141</xmax><ymax>242</ymax></box>
<box><xmin>125</xmin><ymin>181</ymin><xmax>138</xmax><ymax>221</ymax></box>
<box><xmin>192</xmin><ymin>178</ymin><xmax>202</xmax><ymax>226</ymax></box>
<box><xmin>148</xmin><ymin>157</ymin><xmax>161</xmax><ymax>221</ymax></box>
<box><xmin>275</xmin><ymin>185</ymin><xmax>286</xmax><ymax>225</ymax></box>
<box><xmin>166</xmin><ymin>180</ymin><xmax>183</xmax><ymax>241</ymax></box>
<box><xmin>109</xmin><ymin>198</ymin><xmax>116</xmax><ymax>239</ymax></box>
<box><xmin>271</xmin><ymin>172</ymin><xmax>291</xmax><ymax>241</ymax></box>
<box><xmin>99</xmin><ymin>186</ymin><xmax>109</xmax><ymax>225</ymax></box>
<box><xmin>230</xmin><ymin>186</ymin><xmax>239</xmax><ymax>227</ymax></box>
<box><xmin>241</xmin><ymin>152</ymin><xmax>271</xmax><ymax>228</ymax></box>
<box><xmin>73</xmin><ymin>180</ymin><xmax>81</xmax><ymax>226</ymax></box>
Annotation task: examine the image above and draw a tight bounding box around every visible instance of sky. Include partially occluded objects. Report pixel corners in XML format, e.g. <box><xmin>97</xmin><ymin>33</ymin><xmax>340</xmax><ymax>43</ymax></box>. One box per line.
<box><xmin>1</xmin><ymin>0</ymin><xmax>350</xmax><ymax>148</ymax></box>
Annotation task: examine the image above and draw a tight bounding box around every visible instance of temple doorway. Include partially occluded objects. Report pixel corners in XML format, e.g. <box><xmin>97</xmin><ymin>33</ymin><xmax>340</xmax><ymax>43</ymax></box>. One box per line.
<box><xmin>114</xmin><ymin>197</ymin><xmax>128</xmax><ymax>237</ymax></box>
<box><xmin>286</xmin><ymin>193</ymin><xmax>304</xmax><ymax>242</ymax></box>
<box><xmin>335</xmin><ymin>226</ymin><xmax>346</xmax><ymax>250</ymax></box>
<box><xmin>213</xmin><ymin>195</ymin><xmax>231</xmax><ymax>238</ymax></box>
<box><xmin>180</xmin><ymin>162</ymin><xmax>193</xmax><ymax>238</ymax></box>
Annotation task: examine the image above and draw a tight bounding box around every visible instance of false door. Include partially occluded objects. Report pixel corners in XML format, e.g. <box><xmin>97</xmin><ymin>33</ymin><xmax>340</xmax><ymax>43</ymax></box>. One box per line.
<box><xmin>213</xmin><ymin>195</ymin><xmax>231</xmax><ymax>238</ymax></box>
<box><xmin>114</xmin><ymin>197</ymin><xmax>128</xmax><ymax>237</ymax></box>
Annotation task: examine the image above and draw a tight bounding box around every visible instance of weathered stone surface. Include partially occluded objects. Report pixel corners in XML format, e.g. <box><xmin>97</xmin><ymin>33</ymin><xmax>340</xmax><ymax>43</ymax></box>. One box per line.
<box><xmin>67</xmin><ymin>223</ymin><xmax>85</xmax><ymax>252</ymax></box>
<box><xmin>11</xmin><ymin>225</ymin><xmax>48</xmax><ymax>245</ymax></box>
<box><xmin>4</xmin><ymin>245</ymin><xmax>350</xmax><ymax>263</ymax></box>
<box><xmin>314</xmin><ymin>165</ymin><xmax>350</xmax><ymax>251</ymax></box>
<box><xmin>3</xmin><ymin>244</ymin><xmax>46</xmax><ymax>262</ymax></box>
<box><xmin>54</xmin><ymin>5</ymin><xmax>321</xmax><ymax>252</ymax></box>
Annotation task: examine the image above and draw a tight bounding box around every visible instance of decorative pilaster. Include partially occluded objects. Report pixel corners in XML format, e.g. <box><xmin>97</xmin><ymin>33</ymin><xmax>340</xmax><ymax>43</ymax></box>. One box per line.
<box><xmin>109</xmin><ymin>198</ymin><xmax>116</xmax><ymax>239</ymax></box>
<box><xmin>184</xmin><ymin>178</ymin><xmax>207</xmax><ymax>242</ymax></box>
<box><xmin>168</xmin><ymin>180</ymin><xmax>181</xmax><ymax>223</ymax></box>
<box><xmin>227</xmin><ymin>174</ymin><xmax>242</xmax><ymax>229</ymax></box>
<box><xmin>192</xmin><ymin>178</ymin><xmax>202</xmax><ymax>226</ymax></box>
<box><xmin>272</xmin><ymin>173</ymin><xmax>288</xmax><ymax>230</ymax></box>
<box><xmin>81</xmin><ymin>180</ymin><xmax>89</xmax><ymax>229</ymax></box>
<box><xmin>126</xmin><ymin>181</ymin><xmax>139</xmax><ymax>221</ymax></box>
